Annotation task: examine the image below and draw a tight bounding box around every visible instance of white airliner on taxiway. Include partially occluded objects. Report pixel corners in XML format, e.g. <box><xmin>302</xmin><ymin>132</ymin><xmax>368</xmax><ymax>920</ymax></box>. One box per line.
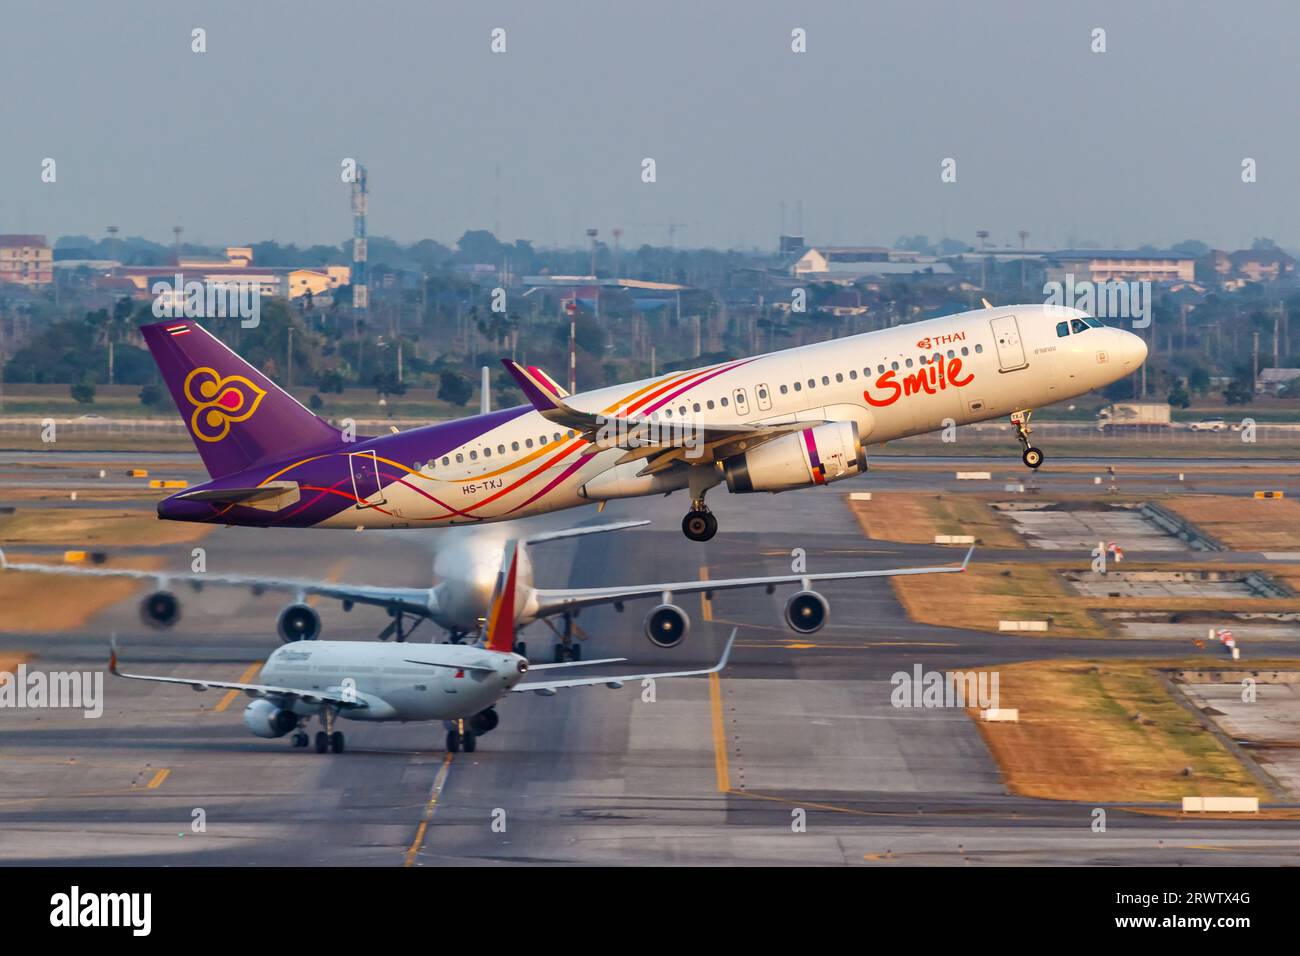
<box><xmin>108</xmin><ymin>541</ymin><xmax>736</xmax><ymax>754</ymax></box>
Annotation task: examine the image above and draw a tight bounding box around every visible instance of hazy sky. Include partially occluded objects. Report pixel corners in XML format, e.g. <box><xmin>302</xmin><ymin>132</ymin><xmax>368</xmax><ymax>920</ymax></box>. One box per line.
<box><xmin>2</xmin><ymin>0</ymin><xmax>1297</xmax><ymax>252</ymax></box>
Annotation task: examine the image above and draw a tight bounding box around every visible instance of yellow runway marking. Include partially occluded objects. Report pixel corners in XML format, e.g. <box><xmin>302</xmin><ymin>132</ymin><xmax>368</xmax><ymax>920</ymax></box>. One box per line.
<box><xmin>214</xmin><ymin>663</ymin><xmax>262</xmax><ymax>713</ymax></box>
<box><xmin>709</xmin><ymin>672</ymin><xmax>730</xmax><ymax>792</ymax></box>
<box><xmin>146</xmin><ymin>768</ymin><xmax>170</xmax><ymax>789</ymax></box>
<box><xmin>699</xmin><ymin>565</ymin><xmax>713</xmax><ymax>622</ymax></box>
<box><xmin>404</xmin><ymin>753</ymin><xmax>454</xmax><ymax>867</ymax></box>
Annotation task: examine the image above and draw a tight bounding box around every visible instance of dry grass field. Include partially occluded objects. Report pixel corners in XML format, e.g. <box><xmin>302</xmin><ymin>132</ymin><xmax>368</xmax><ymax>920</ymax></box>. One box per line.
<box><xmin>0</xmin><ymin>553</ymin><xmax>162</xmax><ymax>632</ymax></box>
<box><xmin>848</xmin><ymin>492</ymin><xmax>1023</xmax><ymax>548</ymax></box>
<box><xmin>969</xmin><ymin>658</ymin><xmax>1269</xmax><ymax>803</ymax></box>
<box><xmin>1164</xmin><ymin>495</ymin><xmax>1300</xmax><ymax>551</ymax></box>
<box><xmin>0</xmin><ymin>508</ymin><xmax>211</xmax><ymax>548</ymax></box>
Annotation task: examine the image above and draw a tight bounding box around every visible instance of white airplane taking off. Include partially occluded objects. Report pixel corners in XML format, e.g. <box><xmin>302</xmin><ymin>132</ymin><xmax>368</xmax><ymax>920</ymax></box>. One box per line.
<box><xmin>2</xmin><ymin>523</ymin><xmax>971</xmax><ymax>660</ymax></box>
<box><xmin>143</xmin><ymin>303</ymin><xmax>1146</xmax><ymax>541</ymax></box>
<box><xmin>108</xmin><ymin>540</ymin><xmax>737</xmax><ymax>754</ymax></box>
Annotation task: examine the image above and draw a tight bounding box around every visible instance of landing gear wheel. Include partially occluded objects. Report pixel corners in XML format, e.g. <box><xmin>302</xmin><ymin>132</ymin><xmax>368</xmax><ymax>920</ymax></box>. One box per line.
<box><xmin>570</xmin><ymin>643</ymin><xmax>582</xmax><ymax>662</ymax></box>
<box><xmin>554</xmin><ymin>643</ymin><xmax>566</xmax><ymax>664</ymax></box>
<box><xmin>314</xmin><ymin>731</ymin><xmax>329</xmax><ymax>754</ymax></box>
<box><xmin>292</xmin><ymin>731</ymin><xmax>308</xmax><ymax>748</ymax></box>
<box><xmin>1022</xmin><ymin>446</ymin><xmax>1044</xmax><ymax>469</ymax></box>
<box><xmin>513</xmin><ymin>641</ymin><xmax>527</xmax><ymax>658</ymax></box>
<box><xmin>462</xmin><ymin>733</ymin><xmax>477</xmax><ymax>753</ymax></box>
<box><xmin>682</xmin><ymin>510</ymin><xmax>717</xmax><ymax>542</ymax></box>
<box><xmin>330</xmin><ymin>731</ymin><xmax>345</xmax><ymax>754</ymax></box>
<box><xmin>446</xmin><ymin>730</ymin><xmax>461</xmax><ymax>753</ymax></box>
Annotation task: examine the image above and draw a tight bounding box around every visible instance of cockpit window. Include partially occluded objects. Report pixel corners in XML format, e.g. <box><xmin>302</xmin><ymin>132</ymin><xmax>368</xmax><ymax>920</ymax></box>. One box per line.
<box><xmin>1070</xmin><ymin>318</ymin><xmax>1089</xmax><ymax>334</ymax></box>
<box><xmin>1056</xmin><ymin>321</ymin><xmax>1070</xmax><ymax>338</ymax></box>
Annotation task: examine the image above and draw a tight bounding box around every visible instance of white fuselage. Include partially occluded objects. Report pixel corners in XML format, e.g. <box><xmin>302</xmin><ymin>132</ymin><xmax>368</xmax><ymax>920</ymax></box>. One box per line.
<box><xmin>261</xmin><ymin>640</ymin><xmax>526</xmax><ymax>723</ymax></box>
<box><xmin>322</xmin><ymin>304</ymin><xmax>1145</xmax><ymax>529</ymax></box>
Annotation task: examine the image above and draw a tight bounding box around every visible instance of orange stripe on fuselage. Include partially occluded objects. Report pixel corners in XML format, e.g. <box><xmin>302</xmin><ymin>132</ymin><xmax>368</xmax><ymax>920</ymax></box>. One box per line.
<box><xmin>621</xmin><ymin>366</ymin><xmax>717</xmax><ymax>416</ymax></box>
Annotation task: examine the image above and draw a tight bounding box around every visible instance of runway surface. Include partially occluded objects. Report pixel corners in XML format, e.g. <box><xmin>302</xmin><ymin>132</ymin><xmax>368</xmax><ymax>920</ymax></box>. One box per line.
<box><xmin>2</xmin><ymin>455</ymin><xmax>1300</xmax><ymax>866</ymax></box>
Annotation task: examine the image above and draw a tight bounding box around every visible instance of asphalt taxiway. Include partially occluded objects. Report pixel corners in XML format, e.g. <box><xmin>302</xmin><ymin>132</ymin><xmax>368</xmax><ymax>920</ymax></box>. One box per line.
<box><xmin>2</xmin><ymin>455</ymin><xmax>1300</xmax><ymax>865</ymax></box>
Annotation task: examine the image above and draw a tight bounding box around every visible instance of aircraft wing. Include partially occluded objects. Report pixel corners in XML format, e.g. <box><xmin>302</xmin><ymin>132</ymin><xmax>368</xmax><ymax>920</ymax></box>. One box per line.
<box><xmin>524</xmin><ymin>520</ymin><xmax>649</xmax><ymax>544</ymax></box>
<box><xmin>0</xmin><ymin>549</ymin><xmax>433</xmax><ymax>616</ymax></box>
<box><xmin>502</xmin><ymin>359</ymin><xmax>817</xmax><ymax>473</ymax></box>
<box><xmin>531</xmin><ymin>547</ymin><xmax>973</xmax><ymax>616</ymax></box>
<box><xmin>108</xmin><ymin>640</ymin><xmax>366</xmax><ymax>708</ymax></box>
<box><xmin>513</xmin><ymin>629</ymin><xmax>735</xmax><ymax>694</ymax></box>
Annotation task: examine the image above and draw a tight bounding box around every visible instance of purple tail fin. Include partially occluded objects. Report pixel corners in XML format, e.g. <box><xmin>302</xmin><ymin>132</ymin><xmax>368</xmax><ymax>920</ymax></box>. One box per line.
<box><xmin>141</xmin><ymin>320</ymin><xmax>342</xmax><ymax>479</ymax></box>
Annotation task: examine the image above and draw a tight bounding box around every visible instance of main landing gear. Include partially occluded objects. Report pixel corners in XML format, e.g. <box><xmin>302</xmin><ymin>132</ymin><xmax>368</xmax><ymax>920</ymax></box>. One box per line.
<box><xmin>294</xmin><ymin>708</ymin><xmax>345</xmax><ymax>753</ymax></box>
<box><xmin>544</xmin><ymin>611</ymin><xmax>585</xmax><ymax>662</ymax></box>
<box><xmin>681</xmin><ymin>468</ymin><xmax>722</xmax><ymax>542</ymax></box>
<box><xmin>682</xmin><ymin>503</ymin><xmax>718</xmax><ymax>542</ymax></box>
<box><xmin>1011</xmin><ymin>410</ymin><xmax>1044</xmax><ymax>470</ymax></box>
<box><xmin>445</xmin><ymin>718</ymin><xmax>477</xmax><ymax>754</ymax></box>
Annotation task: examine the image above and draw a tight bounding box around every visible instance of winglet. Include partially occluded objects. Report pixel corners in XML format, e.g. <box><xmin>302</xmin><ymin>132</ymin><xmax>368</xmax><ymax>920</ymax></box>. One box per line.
<box><xmin>713</xmin><ymin>628</ymin><xmax>738</xmax><ymax>672</ymax></box>
<box><xmin>528</xmin><ymin>366</ymin><xmax>570</xmax><ymax>399</ymax></box>
<box><xmin>960</xmin><ymin>545</ymin><xmax>975</xmax><ymax>571</ymax></box>
<box><xmin>108</xmin><ymin>636</ymin><xmax>121</xmax><ymax>676</ymax></box>
<box><xmin>484</xmin><ymin>540</ymin><xmax>521</xmax><ymax>653</ymax></box>
<box><xmin>501</xmin><ymin>359</ymin><xmax>565</xmax><ymax>414</ymax></box>
<box><xmin>0</xmin><ymin>547</ymin><xmax>6</xmax><ymax>570</ymax></box>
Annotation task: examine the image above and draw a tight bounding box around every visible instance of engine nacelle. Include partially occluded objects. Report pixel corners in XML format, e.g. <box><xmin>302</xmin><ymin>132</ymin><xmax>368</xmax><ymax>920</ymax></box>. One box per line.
<box><xmin>644</xmin><ymin>604</ymin><xmax>690</xmax><ymax>648</ymax></box>
<box><xmin>723</xmin><ymin>421</ymin><xmax>866</xmax><ymax>493</ymax></box>
<box><xmin>468</xmin><ymin>707</ymin><xmax>500</xmax><ymax>735</ymax></box>
<box><xmin>784</xmin><ymin>591</ymin><xmax>829</xmax><ymax>634</ymax></box>
<box><xmin>242</xmin><ymin>699</ymin><xmax>297</xmax><ymax>739</ymax></box>
<box><xmin>140</xmin><ymin>590</ymin><xmax>181</xmax><ymax>629</ymax></box>
<box><xmin>278</xmin><ymin>603</ymin><xmax>321</xmax><ymax>643</ymax></box>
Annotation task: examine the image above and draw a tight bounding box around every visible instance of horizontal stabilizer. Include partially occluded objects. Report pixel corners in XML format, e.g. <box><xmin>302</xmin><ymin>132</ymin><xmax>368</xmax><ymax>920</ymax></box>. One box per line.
<box><xmin>177</xmin><ymin>481</ymin><xmax>300</xmax><ymax>512</ymax></box>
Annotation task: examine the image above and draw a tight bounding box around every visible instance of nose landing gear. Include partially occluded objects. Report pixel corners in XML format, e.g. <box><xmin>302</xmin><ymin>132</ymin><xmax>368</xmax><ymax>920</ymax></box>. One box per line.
<box><xmin>1011</xmin><ymin>410</ymin><xmax>1044</xmax><ymax>469</ymax></box>
<box><xmin>445</xmin><ymin>718</ymin><xmax>476</xmax><ymax>753</ymax></box>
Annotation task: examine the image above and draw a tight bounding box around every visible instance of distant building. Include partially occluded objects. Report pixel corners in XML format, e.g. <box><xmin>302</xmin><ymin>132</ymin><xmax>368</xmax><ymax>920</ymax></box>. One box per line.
<box><xmin>817</xmin><ymin>289</ymin><xmax>870</xmax><ymax>316</ymax></box>
<box><xmin>778</xmin><ymin>234</ymin><xmax>806</xmax><ymax>256</ymax></box>
<box><xmin>1045</xmin><ymin>250</ymin><xmax>1195</xmax><ymax>284</ymax></box>
<box><xmin>792</xmin><ymin>246</ymin><xmax>953</xmax><ymax>281</ymax></box>
<box><xmin>0</xmin><ymin>234</ymin><xmax>54</xmax><ymax>286</ymax></box>
<box><xmin>1201</xmin><ymin>248</ymin><xmax>1296</xmax><ymax>284</ymax></box>
<box><xmin>1256</xmin><ymin>368</ymin><xmax>1300</xmax><ymax>396</ymax></box>
<box><xmin>111</xmin><ymin>247</ymin><xmax>348</xmax><ymax>301</ymax></box>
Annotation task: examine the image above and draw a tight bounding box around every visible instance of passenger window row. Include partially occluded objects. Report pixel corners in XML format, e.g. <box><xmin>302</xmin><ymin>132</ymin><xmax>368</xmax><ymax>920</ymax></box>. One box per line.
<box><xmin>420</xmin><ymin>339</ymin><xmax>990</xmax><ymax>472</ymax></box>
<box><xmin>776</xmin><ymin>343</ymin><xmax>983</xmax><ymax>395</ymax></box>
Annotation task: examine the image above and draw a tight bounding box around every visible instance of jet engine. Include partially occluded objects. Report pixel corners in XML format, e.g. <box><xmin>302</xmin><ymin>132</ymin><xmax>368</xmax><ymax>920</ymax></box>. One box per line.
<box><xmin>140</xmin><ymin>590</ymin><xmax>181</xmax><ymax>629</ymax></box>
<box><xmin>644</xmin><ymin>604</ymin><xmax>690</xmax><ymax>648</ymax></box>
<box><xmin>278</xmin><ymin>603</ymin><xmax>321</xmax><ymax>643</ymax></box>
<box><xmin>468</xmin><ymin>707</ymin><xmax>500</xmax><ymax>735</ymax></box>
<box><xmin>242</xmin><ymin>699</ymin><xmax>297</xmax><ymax>738</ymax></box>
<box><xmin>723</xmin><ymin>421</ymin><xmax>866</xmax><ymax>493</ymax></box>
<box><xmin>784</xmin><ymin>591</ymin><xmax>828</xmax><ymax>635</ymax></box>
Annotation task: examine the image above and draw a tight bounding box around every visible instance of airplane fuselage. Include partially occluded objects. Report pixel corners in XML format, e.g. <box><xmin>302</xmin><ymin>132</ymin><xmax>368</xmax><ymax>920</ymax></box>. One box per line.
<box><xmin>160</xmin><ymin>305</ymin><xmax>1145</xmax><ymax>531</ymax></box>
<box><xmin>261</xmin><ymin>640</ymin><xmax>526</xmax><ymax>723</ymax></box>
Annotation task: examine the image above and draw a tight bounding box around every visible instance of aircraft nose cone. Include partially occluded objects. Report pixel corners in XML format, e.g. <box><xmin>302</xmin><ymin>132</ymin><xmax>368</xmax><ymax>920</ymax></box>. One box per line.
<box><xmin>1119</xmin><ymin>330</ymin><xmax>1148</xmax><ymax>368</ymax></box>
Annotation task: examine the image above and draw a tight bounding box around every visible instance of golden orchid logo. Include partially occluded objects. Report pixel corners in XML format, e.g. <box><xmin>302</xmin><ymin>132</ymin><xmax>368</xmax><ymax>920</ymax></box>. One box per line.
<box><xmin>183</xmin><ymin>367</ymin><xmax>266</xmax><ymax>442</ymax></box>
